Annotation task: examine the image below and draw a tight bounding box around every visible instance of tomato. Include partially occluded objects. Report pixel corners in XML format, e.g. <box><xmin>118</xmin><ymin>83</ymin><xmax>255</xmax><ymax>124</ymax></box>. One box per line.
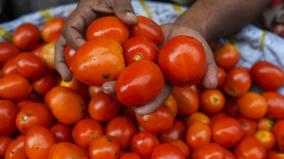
<box><xmin>87</xmin><ymin>16</ymin><xmax>129</xmax><ymax>44</ymax></box>
<box><xmin>40</xmin><ymin>42</ymin><xmax>55</xmax><ymax>70</ymax></box>
<box><xmin>235</xmin><ymin>136</ymin><xmax>267</xmax><ymax>159</ymax></box>
<box><xmin>123</xmin><ymin>36</ymin><xmax>158</xmax><ymax>65</ymax></box>
<box><xmin>31</xmin><ymin>44</ymin><xmax>43</xmax><ymax>57</ymax></box>
<box><xmin>273</xmin><ymin>120</ymin><xmax>284</xmax><ymax>152</ymax></box>
<box><xmin>88</xmin><ymin>92</ymin><xmax>120</xmax><ymax>122</ymax></box>
<box><xmin>250</xmin><ymin>61</ymin><xmax>284</xmax><ymax>90</ymax></box>
<box><xmin>158</xmin><ymin>120</ymin><xmax>186</xmax><ymax>143</ymax></box>
<box><xmin>12</xmin><ymin>23</ymin><xmax>40</xmax><ymax>51</ymax></box>
<box><xmin>200</xmin><ymin>89</ymin><xmax>225</xmax><ymax>114</ymax></box>
<box><xmin>214</xmin><ymin>44</ymin><xmax>240</xmax><ymax>70</ymax></box>
<box><xmin>151</xmin><ymin>143</ymin><xmax>185</xmax><ymax>159</ymax></box>
<box><xmin>71</xmin><ymin>39</ymin><xmax>125</xmax><ymax>86</ymax></box>
<box><xmin>0</xmin><ymin>42</ymin><xmax>20</xmax><ymax>66</ymax></box>
<box><xmin>257</xmin><ymin>118</ymin><xmax>274</xmax><ymax>131</ymax></box>
<box><xmin>0</xmin><ymin>74</ymin><xmax>32</xmax><ymax>101</ymax></box>
<box><xmin>223</xmin><ymin>149</ymin><xmax>236</xmax><ymax>159</ymax></box>
<box><xmin>64</xmin><ymin>44</ymin><xmax>75</xmax><ymax>66</ymax></box>
<box><xmin>192</xmin><ymin>143</ymin><xmax>225</xmax><ymax>159</ymax></box>
<box><xmin>238</xmin><ymin>117</ymin><xmax>257</xmax><ymax>135</ymax></box>
<box><xmin>60</xmin><ymin>77</ymin><xmax>89</xmax><ymax>101</ymax></box>
<box><xmin>48</xmin><ymin>142</ymin><xmax>88</xmax><ymax>159</ymax></box>
<box><xmin>89</xmin><ymin>135</ymin><xmax>120</xmax><ymax>159</ymax></box>
<box><xmin>186</xmin><ymin>121</ymin><xmax>211</xmax><ymax>149</ymax></box>
<box><xmin>130</xmin><ymin>16</ymin><xmax>164</xmax><ymax>45</ymax></box>
<box><xmin>159</xmin><ymin>35</ymin><xmax>206</xmax><ymax>86</ymax></box>
<box><xmin>88</xmin><ymin>86</ymin><xmax>102</xmax><ymax>97</ymax></box>
<box><xmin>51</xmin><ymin>123</ymin><xmax>72</xmax><ymax>142</ymax></box>
<box><xmin>5</xmin><ymin>135</ymin><xmax>27</xmax><ymax>159</ymax></box>
<box><xmin>186</xmin><ymin>112</ymin><xmax>211</xmax><ymax>126</ymax></box>
<box><xmin>172</xmin><ymin>86</ymin><xmax>199</xmax><ymax>116</ymax></box>
<box><xmin>263</xmin><ymin>92</ymin><xmax>284</xmax><ymax>119</ymax></box>
<box><xmin>32</xmin><ymin>72</ymin><xmax>57</xmax><ymax>95</ymax></box>
<box><xmin>42</xmin><ymin>17</ymin><xmax>64</xmax><ymax>42</ymax></box>
<box><xmin>120</xmin><ymin>152</ymin><xmax>141</xmax><ymax>159</ymax></box>
<box><xmin>116</xmin><ymin>60</ymin><xmax>164</xmax><ymax>106</ymax></box>
<box><xmin>170</xmin><ymin>140</ymin><xmax>190</xmax><ymax>157</ymax></box>
<box><xmin>16</xmin><ymin>102</ymin><xmax>53</xmax><ymax>133</ymax></box>
<box><xmin>223</xmin><ymin>98</ymin><xmax>240</xmax><ymax>117</ymax></box>
<box><xmin>2</xmin><ymin>56</ymin><xmax>18</xmax><ymax>76</ymax></box>
<box><xmin>106</xmin><ymin>116</ymin><xmax>137</xmax><ymax>149</ymax></box>
<box><xmin>217</xmin><ymin>67</ymin><xmax>226</xmax><ymax>88</ymax></box>
<box><xmin>268</xmin><ymin>151</ymin><xmax>284</xmax><ymax>159</ymax></box>
<box><xmin>131</xmin><ymin>131</ymin><xmax>159</xmax><ymax>159</ymax></box>
<box><xmin>0</xmin><ymin>100</ymin><xmax>18</xmax><ymax>136</ymax></box>
<box><xmin>45</xmin><ymin>86</ymin><xmax>85</xmax><ymax>124</ymax></box>
<box><xmin>0</xmin><ymin>137</ymin><xmax>11</xmax><ymax>158</ymax></box>
<box><xmin>238</xmin><ymin>92</ymin><xmax>268</xmax><ymax>119</ymax></box>
<box><xmin>72</xmin><ymin>118</ymin><xmax>103</xmax><ymax>149</ymax></box>
<box><xmin>223</xmin><ymin>67</ymin><xmax>251</xmax><ymax>97</ymax></box>
<box><xmin>255</xmin><ymin>130</ymin><xmax>276</xmax><ymax>150</ymax></box>
<box><xmin>211</xmin><ymin>116</ymin><xmax>244</xmax><ymax>148</ymax></box>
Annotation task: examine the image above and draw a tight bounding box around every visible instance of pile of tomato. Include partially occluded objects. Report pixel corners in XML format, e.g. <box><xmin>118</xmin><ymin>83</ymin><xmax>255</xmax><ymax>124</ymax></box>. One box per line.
<box><xmin>0</xmin><ymin>15</ymin><xmax>284</xmax><ymax>159</ymax></box>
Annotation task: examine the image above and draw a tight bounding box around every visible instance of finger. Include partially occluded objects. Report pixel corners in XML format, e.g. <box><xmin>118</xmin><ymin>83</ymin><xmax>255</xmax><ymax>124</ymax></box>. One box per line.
<box><xmin>102</xmin><ymin>81</ymin><xmax>116</xmax><ymax>96</ymax></box>
<box><xmin>202</xmin><ymin>43</ymin><xmax>218</xmax><ymax>89</ymax></box>
<box><xmin>161</xmin><ymin>24</ymin><xmax>174</xmax><ymax>42</ymax></box>
<box><xmin>55</xmin><ymin>36</ymin><xmax>73</xmax><ymax>81</ymax></box>
<box><xmin>112</xmin><ymin>0</ymin><xmax>137</xmax><ymax>24</ymax></box>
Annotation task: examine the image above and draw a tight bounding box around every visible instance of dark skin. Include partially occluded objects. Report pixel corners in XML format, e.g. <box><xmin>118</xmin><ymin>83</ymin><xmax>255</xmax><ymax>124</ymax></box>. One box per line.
<box><xmin>55</xmin><ymin>0</ymin><xmax>270</xmax><ymax>115</ymax></box>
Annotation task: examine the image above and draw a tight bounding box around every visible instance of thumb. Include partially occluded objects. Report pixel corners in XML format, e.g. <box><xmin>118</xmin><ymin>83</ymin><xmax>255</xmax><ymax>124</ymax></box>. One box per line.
<box><xmin>112</xmin><ymin>0</ymin><xmax>137</xmax><ymax>24</ymax></box>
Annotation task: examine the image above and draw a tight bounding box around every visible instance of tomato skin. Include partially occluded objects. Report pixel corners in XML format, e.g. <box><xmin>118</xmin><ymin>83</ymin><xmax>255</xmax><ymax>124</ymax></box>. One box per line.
<box><xmin>31</xmin><ymin>44</ymin><xmax>43</xmax><ymax>57</ymax></box>
<box><xmin>42</xmin><ymin>17</ymin><xmax>64</xmax><ymax>42</ymax></box>
<box><xmin>223</xmin><ymin>149</ymin><xmax>236</xmax><ymax>159</ymax></box>
<box><xmin>273</xmin><ymin>120</ymin><xmax>284</xmax><ymax>152</ymax></box>
<box><xmin>51</xmin><ymin>123</ymin><xmax>72</xmax><ymax>142</ymax></box>
<box><xmin>170</xmin><ymin>140</ymin><xmax>190</xmax><ymax>158</ymax></box>
<box><xmin>0</xmin><ymin>100</ymin><xmax>18</xmax><ymax>136</ymax></box>
<box><xmin>0</xmin><ymin>42</ymin><xmax>20</xmax><ymax>66</ymax></box>
<box><xmin>116</xmin><ymin>60</ymin><xmax>164</xmax><ymax>106</ymax></box>
<box><xmin>268</xmin><ymin>151</ymin><xmax>284</xmax><ymax>159</ymax></box>
<box><xmin>187</xmin><ymin>112</ymin><xmax>211</xmax><ymax>126</ymax></box>
<box><xmin>48</xmin><ymin>142</ymin><xmax>88</xmax><ymax>159</ymax></box>
<box><xmin>159</xmin><ymin>35</ymin><xmax>206</xmax><ymax>86</ymax></box>
<box><xmin>214</xmin><ymin>44</ymin><xmax>240</xmax><ymax>70</ymax></box>
<box><xmin>32</xmin><ymin>72</ymin><xmax>57</xmax><ymax>95</ymax></box>
<box><xmin>13</xmin><ymin>23</ymin><xmax>40</xmax><ymax>51</ymax></box>
<box><xmin>130</xmin><ymin>16</ymin><xmax>164</xmax><ymax>45</ymax></box>
<box><xmin>158</xmin><ymin>120</ymin><xmax>186</xmax><ymax>143</ymax></box>
<box><xmin>200</xmin><ymin>89</ymin><xmax>225</xmax><ymax>114</ymax></box>
<box><xmin>40</xmin><ymin>42</ymin><xmax>55</xmax><ymax>70</ymax></box>
<box><xmin>257</xmin><ymin>118</ymin><xmax>274</xmax><ymax>131</ymax></box>
<box><xmin>217</xmin><ymin>67</ymin><xmax>226</xmax><ymax>89</ymax></box>
<box><xmin>60</xmin><ymin>77</ymin><xmax>89</xmax><ymax>102</ymax></box>
<box><xmin>120</xmin><ymin>152</ymin><xmax>141</xmax><ymax>159</ymax></box>
<box><xmin>192</xmin><ymin>143</ymin><xmax>225</xmax><ymax>159</ymax></box>
<box><xmin>238</xmin><ymin>117</ymin><xmax>257</xmax><ymax>136</ymax></box>
<box><xmin>151</xmin><ymin>143</ymin><xmax>185</xmax><ymax>159</ymax></box>
<box><xmin>0</xmin><ymin>137</ymin><xmax>11</xmax><ymax>158</ymax></box>
<box><xmin>223</xmin><ymin>98</ymin><xmax>240</xmax><ymax>118</ymax></box>
<box><xmin>255</xmin><ymin>130</ymin><xmax>276</xmax><ymax>150</ymax></box>
<box><xmin>250</xmin><ymin>61</ymin><xmax>284</xmax><ymax>90</ymax></box>
<box><xmin>223</xmin><ymin>67</ymin><xmax>251</xmax><ymax>97</ymax></box>
<box><xmin>186</xmin><ymin>121</ymin><xmax>211</xmax><ymax>149</ymax></box>
<box><xmin>64</xmin><ymin>44</ymin><xmax>75</xmax><ymax>66</ymax></box>
<box><xmin>2</xmin><ymin>56</ymin><xmax>18</xmax><ymax>76</ymax></box>
<box><xmin>235</xmin><ymin>136</ymin><xmax>267</xmax><ymax>159</ymax></box>
<box><xmin>263</xmin><ymin>92</ymin><xmax>284</xmax><ymax>119</ymax></box>
<box><xmin>5</xmin><ymin>135</ymin><xmax>27</xmax><ymax>159</ymax></box>
<box><xmin>72</xmin><ymin>118</ymin><xmax>103</xmax><ymax>149</ymax></box>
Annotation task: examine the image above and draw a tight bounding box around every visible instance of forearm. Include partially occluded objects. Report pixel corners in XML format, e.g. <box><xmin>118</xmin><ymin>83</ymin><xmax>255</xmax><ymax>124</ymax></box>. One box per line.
<box><xmin>176</xmin><ymin>0</ymin><xmax>270</xmax><ymax>41</ymax></box>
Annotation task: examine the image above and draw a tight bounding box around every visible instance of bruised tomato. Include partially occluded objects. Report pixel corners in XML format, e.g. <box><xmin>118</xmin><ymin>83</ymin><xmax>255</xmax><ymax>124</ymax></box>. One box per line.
<box><xmin>0</xmin><ymin>100</ymin><xmax>18</xmax><ymax>136</ymax></box>
<box><xmin>32</xmin><ymin>72</ymin><xmax>57</xmax><ymax>95</ymax></box>
<box><xmin>116</xmin><ymin>60</ymin><xmax>164</xmax><ymax>106</ymax></box>
<box><xmin>71</xmin><ymin>39</ymin><xmax>125</xmax><ymax>86</ymax></box>
<box><xmin>192</xmin><ymin>143</ymin><xmax>225</xmax><ymax>159</ymax></box>
<box><xmin>87</xmin><ymin>16</ymin><xmax>129</xmax><ymax>44</ymax></box>
<box><xmin>158</xmin><ymin>120</ymin><xmax>186</xmax><ymax>143</ymax></box>
<box><xmin>273</xmin><ymin>120</ymin><xmax>284</xmax><ymax>152</ymax></box>
<box><xmin>5</xmin><ymin>135</ymin><xmax>27</xmax><ymax>159</ymax></box>
<box><xmin>186</xmin><ymin>121</ymin><xmax>211</xmax><ymax>149</ymax></box>
<box><xmin>159</xmin><ymin>35</ymin><xmax>206</xmax><ymax>86</ymax></box>
<box><xmin>235</xmin><ymin>136</ymin><xmax>267</xmax><ymax>159</ymax></box>
<box><xmin>263</xmin><ymin>92</ymin><xmax>284</xmax><ymax>119</ymax></box>
<box><xmin>51</xmin><ymin>123</ymin><xmax>72</xmax><ymax>142</ymax></box>
<box><xmin>214</xmin><ymin>44</ymin><xmax>240</xmax><ymax>70</ymax></box>
<box><xmin>0</xmin><ymin>137</ymin><xmax>11</xmax><ymax>158</ymax></box>
<box><xmin>255</xmin><ymin>130</ymin><xmax>276</xmax><ymax>150</ymax></box>
<box><xmin>151</xmin><ymin>143</ymin><xmax>185</xmax><ymax>159</ymax></box>
<box><xmin>41</xmin><ymin>17</ymin><xmax>64</xmax><ymax>42</ymax></box>
<box><xmin>200</xmin><ymin>89</ymin><xmax>225</xmax><ymax>114</ymax></box>
<box><xmin>48</xmin><ymin>142</ymin><xmax>88</xmax><ymax>159</ymax></box>
<box><xmin>40</xmin><ymin>42</ymin><xmax>55</xmax><ymax>70</ymax></box>
<box><xmin>0</xmin><ymin>42</ymin><xmax>20</xmax><ymax>66</ymax></box>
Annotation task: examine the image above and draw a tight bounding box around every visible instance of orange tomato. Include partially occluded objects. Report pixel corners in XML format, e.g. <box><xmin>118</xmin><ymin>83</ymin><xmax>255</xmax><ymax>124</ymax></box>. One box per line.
<box><xmin>192</xmin><ymin>143</ymin><xmax>225</xmax><ymax>159</ymax></box>
<box><xmin>255</xmin><ymin>130</ymin><xmax>276</xmax><ymax>150</ymax></box>
<box><xmin>257</xmin><ymin>118</ymin><xmax>274</xmax><ymax>131</ymax></box>
<box><xmin>0</xmin><ymin>100</ymin><xmax>18</xmax><ymax>136</ymax></box>
<box><xmin>186</xmin><ymin>121</ymin><xmax>211</xmax><ymax>149</ymax></box>
<box><xmin>0</xmin><ymin>42</ymin><xmax>20</xmax><ymax>66</ymax></box>
<box><xmin>263</xmin><ymin>92</ymin><xmax>284</xmax><ymax>119</ymax></box>
<box><xmin>40</xmin><ymin>42</ymin><xmax>55</xmax><ymax>70</ymax></box>
<box><xmin>151</xmin><ymin>143</ymin><xmax>185</xmax><ymax>159</ymax></box>
<box><xmin>200</xmin><ymin>89</ymin><xmax>225</xmax><ymax>114</ymax></box>
<box><xmin>48</xmin><ymin>142</ymin><xmax>88</xmax><ymax>159</ymax></box>
<box><xmin>0</xmin><ymin>137</ymin><xmax>11</xmax><ymax>158</ymax></box>
<box><xmin>223</xmin><ymin>149</ymin><xmax>236</xmax><ymax>159</ymax></box>
<box><xmin>51</xmin><ymin>123</ymin><xmax>72</xmax><ymax>142</ymax></box>
<box><xmin>214</xmin><ymin>44</ymin><xmax>240</xmax><ymax>70</ymax></box>
<box><xmin>186</xmin><ymin>112</ymin><xmax>211</xmax><ymax>126</ymax></box>
<box><xmin>235</xmin><ymin>136</ymin><xmax>267</xmax><ymax>159</ymax></box>
<box><xmin>60</xmin><ymin>77</ymin><xmax>89</xmax><ymax>101</ymax></box>
<box><xmin>238</xmin><ymin>117</ymin><xmax>257</xmax><ymax>135</ymax></box>
<box><xmin>5</xmin><ymin>135</ymin><xmax>27</xmax><ymax>159</ymax></box>
<box><xmin>41</xmin><ymin>17</ymin><xmax>64</xmax><ymax>42</ymax></box>
<box><xmin>158</xmin><ymin>120</ymin><xmax>186</xmax><ymax>143</ymax></box>
<box><xmin>170</xmin><ymin>140</ymin><xmax>190</xmax><ymax>158</ymax></box>
<box><xmin>32</xmin><ymin>72</ymin><xmax>57</xmax><ymax>95</ymax></box>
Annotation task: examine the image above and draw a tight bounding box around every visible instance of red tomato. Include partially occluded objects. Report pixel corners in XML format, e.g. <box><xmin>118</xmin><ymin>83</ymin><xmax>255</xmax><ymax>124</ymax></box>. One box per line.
<box><xmin>255</xmin><ymin>130</ymin><xmax>276</xmax><ymax>150</ymax></box>
<box><xmin>273</xmin><ymin>120</ymin><xmax>284</xmax><ymax>152</ymax></box>
<box><xmin>0</xmin><ymin>100</ymin><xmax>18</xmax><ymax>136</ymax></box>
<box><xmin>13</xmin><ymin>23</ymin><xmax>40</xmax><ymax>51</ymax></box>
<box><xmin>235</xmin><ymin>136</ymin><xmax>267</xmax><ymax>159</ymax></box>
<box><xmin>263</xmin><ymin>92</ymin><xmax>284</xmax><ymax>119</ymax></box>
<box><xmin>71</xmin><ymin>39</ymin><xmax>125</xmax><ymax>86</ymax></box>
<box><xmin>217</xmin><ymin>67</ymin><xmax>226</xmax><ymax>89</ymax></box>
<box><xmin>0</xmin><ymin>74</ymin><xmax>32</xmax><ymax>101</ymax></box>
<box><xmin>89</xmin><ymin>135</ymin><xmax>120</xmax><ymax>159</ymax></box>
<box><xmin>223</xmin><ymin>149</ymin><xmax>236</xmax><ymax>159</ymax></box>
<box><xmin>0</xmin><ymin>42</ymin><xmax>20</xmax><ymax>66</ymax></box>
<box><xmin>223</xmin><ymin>67</ymin><xmax>251</xmax><ymax>97</ymax></box>
<box><xmin>159</xmin><ymin>35</ymin><xmax>206</xmax><ymax>86</ymax></box>
<box><xmin>170</xmin><ymin>140</ymin><xmax>190</xmax><ymax>158</ymax></box>
<box><xmin>186</xmin><ymin>121</ymin><xmax>211</xmax><ymax>149</ymax></box>
<box><xmin>200</xmin><ymin>89</ymin><xmax>225</xmax><ymax>114</ymax></box>
<box><xmin>5</xmin><ymin>135</ymin><xmax>27</xmax><ymax>159</ymax></box>
<box><xmin>72</xmin><ymin>118</ymin><xmax>103</xmax><ymax>149</ymax></box>
<box><xmin>131</xmin><ymin>131</ymin><xmax>159</xmax><ymax>159</ymax></box>
<box><xmin>257</xmin><ymin>118</ymin><xmax>274</xmax><ymax>131</ymax></box>
<box><xmin>214</xmin><ymin>44</ymin><xmax>240</xmax><ymax>70</ymax></box>
<box><xmin>51</xmin><ymin>123</ymin><xmax>72</xmax><ymax>142</ymax></box>
<box><xmin>268</xmin><ymin>151</ymin><xmax>284</xmax><ymax>159</ymax></box>
<box><xmin>32</xmin><ymin>72</ymin><xmax>57</xmax><ymax>95</ymax></box>
<box><xmin>2</xmin><ymin>56</ymin><xmax>19</xmax><ymax>76</ymax></box>
<box><xmin>238</xmin><ymin>117</ymin><xmax>257</xmax><ymax>136</ymax></box>
<box><xmin>40</xmin><ymin>42</ymin><xmax>55</xmax><ymax>70</ymax></box>
<box><xmin>45</xmin><ymin>86</ymin><xmax>85</xmax><ymax>124</ymax></box>
<box><xmin>16</xmin><ymin>102</ymin><xmax>53</xmax><ymax>133</ymax></box>
<box><xmin>186</xmin><ymin>112</ymin><xmax>211</xmax><ymax>126</ymax></box>
<box><xmin>64</xmin><ymin>44</ymin><xmax>75</xmax><ymax>66</ymax></box>
<box><xmin>0</xmin><ymin>137</ymin><xmax>11</xmax><ymax>158</ymax></box>
<box><xmin>41</xmin><ymin>17</ymin><xmax>64</xmax><ymax>42</ymax></box>
<box><xmin>88</xmin><ymin>92</ymin><xmax>120</xmax><ymax>122</ymax></box>
<box><xmin>123</xmin><ymin>36</ymin><xmax>158</xmax><ymax>65</ymax></box>
<box><xmin>116</xmin><ymin>60</ymin><xmax>164</xmax><ymax>106</ymax></box>
<box><xmin>87</xmin><ymin>16</ymin><xmax>129</xmax><ymax>44</ymax></box>
<box><xmin>120</xmin><ymin>152</ymin><xmax>141</xmax><ymax>159</ymax></box>
<box><xmin>250</xmin><ymin>61</ymin><xmax>284</xmax><ymax>90</ymax></box>
<box><xmin>158</xmin><ymin>120</ymin><xmax>186</xmax><ymax>143</ymax></box>
<box><xmin>31</xmin><ymin>43</ymin><xmax>43</xmax><ymax>57</ymax></box>
<box><xmin>151</xmin><ymin>143</ymin><xmax>185</xmax><ymax>159</ymax></box>
<box><xmin>88</xmin><ymin>85</ymin><xmax>102</xmax><ymax>97</ymax></box>
<box><xmin>211</xmin><ymin>116</ymin><xmax>244</xmax><ymax>148</ymax></box>
<box><xmin>223</xmin><ymin>98</ymin><xmax>240</xmax><ymax>118</ymax></box>
<box><xmin>192</xmin><ymin>143</ymin><xmax>225</xmax><ymax>159</ymax></box>
<box><xmin>48</xmin><ymin>142</ymin><xmax>88</xmax><ymax>159</ymax></box>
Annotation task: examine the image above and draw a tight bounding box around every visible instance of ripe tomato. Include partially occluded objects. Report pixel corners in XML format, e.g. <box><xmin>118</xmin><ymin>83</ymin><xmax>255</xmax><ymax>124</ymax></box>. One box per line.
<box><xmin>217</xmin><ymin>67</ymin><xmax>226</xmax><ymax>88</ymax></box>
<box><xmin>151</xmin><ymin>143</ymin><xmax>185</xmax><ymax>159</ymax></box>
<box><xmin>214</xmin><ymin>44</ymin><xmax>240</xmax><ymax>70</ymax></box>
<box><xmin>40</xmin><ymin>42</ymin><xmax>55</xmax><ymax>70</ymax></box>
<box><xmin>250</xmin><ymin>61</ymin><xmax>284</xmax><ymax>90</ymax></box>
<box><xmin>268</xmin><ymin>151</ymin><xmax>284</xmax><ymax>159</ymax></box>
<box><xmin>211</xmin><ymin>116</ymin><xmax>244</xmax><ymax>148</ymax></box>
<box><xmin>71</xmin><ymin>39</ymin><xmax>125</xmax><ymax>86</ymax></box>
<box><xmin>223</xmin><ymin>98</ymin><xmax>240</xmax><ymax>118</ymax></box>
<box><xmin>120</xmin><ymin>152</ymin><xmax>141</xmax><ymax>159</ymax></box>
<box><xmin>72</xmin><ymin>118</ymin><xmax>103</xmax><ymax>149</ymax></box>
<box><xmin>0</xmin><ymin>42</ymin><xmax>20</xmax><ymax>66</ymax></box>
<box><xmin>106</xmin><ymin>116</ymin><xmax>137</xmax><ymax>149</ymax></box>
<box><xmin>238</xmin><ymin>117</ymin><xmax>257</xmax><ymax>135</ymax></box>
<box><xmin>130</xmin><ymin>16</ymin><xmax>164</xmax><ymax>45</ymax></box>
<box><xmin>273</xmin><ymin>120</ymin><xmax>284</xmax><ymax>152</ymax></box>
<box><xmin>12</xmin><ymin>23</ymin><xmax>40</xmax><ymax>51</ymax></box>
<box><xmin>64</xmin><ymin>44</ymin><xmax>75</xmax><ymax>66</ymax></box>
<box><xmin>5</xmin><ymin>135</ymin><xmax>27</xmax><ymax>159</ymax></box>
<box><xmin>88</xmin><ymin>86</ymin><xmax>102</xmax><ymax>97</ymax></box>
<box><xmin>0</xmin><ymin>100</ymin><xmax>18</xmax><ymax>136</ymax></box>
<box><xmin>25</xmin><ymin>126</ymin><xmax>56</xmax><ymax>159</ymax></box>
<box><xmin>186</xmin><ymin>121</ymin><xmax>211</xmax><ymax>149</ymax></box>
<box><xmin>0</xmin><ymin>74</ymin><xmax>32</xmax><ymax>101</ymax></box>
<box><xmin>257</xmin><ymin>118</ymin><xmax>274</xmax><ymax>131</ymax></box>
<box><xmin>41</xmin><ymin>17</ymin><xmax>64</xmax><ymax>42</ymax></box>
<box><xmin>16</xmin><ymin>102</ymin><xmax>53</xmax><ymax>133</ymax></box>
<box><xmin>200</xmin><ymin>89</ymin><xmax>225</xmax><ymax>114</ymax></box>
<box><xmin>45</xmin><ymin>86</ymin><xmax>85</xmax><ymax>124</ymax></box>
<box><xmin>0</xmin><ymin>137</ymin><xmax>11</xmax><ymax>158</ymax></box>
<box><xmin>87</xmin><ymin>16</ymin><xmax>129</xmax><ymax>44</ymax></box>
<box><xmin>263</xmin><ymin>92</ymin><xmax>284</xmax><ymax>119</ymax></box>
<box><xmin>158</xmin><ymin>120</ymin><xmax>186</xmax><ymax>143</ymax></box>
<box><xmin>170</xmin><ymin>140</ymin><xmax>190</xmax><ymax>157</ymax></box>
<box><xmin>48</xmin><ymin>142</ymin><xmax>88</xmax><ymax>159</ymax></box>
<box><xmin>159</xmin><ymin>35</ymin><xmax>206</xmax><ymax>86</ymax></box>
<box><xmin>255</xmin><ymin>130</ymin><xmax>276</xmax><ymax>150</ymax></box>
<box><xmin>51</xmin><ymin>123</ymin><xmax>72</xmax><ymax>142</ymax></box>
<box><xmin>89</xmin><ymin>135</ymin><xmax>120</xmax><ymax>159</ymax></box>
<box><xmin>116</xmin><ymin>60</ymin><xmax>164</xmax><ymax>106</ymax></box>
<box><xmin>186</xmin><ymin>112</ymin><xmax>211</xmax><ymax>126</ymax></box>
<box><xmin>238</xmin><ymin>92</ymin><xmax>268</xmax><ymax>119</ymax></box>
<box><xmin>2</xmin><ymin>56</ymin><xmax>18</xmax><ymax>76</ymax></box>
<box><xmin>88</xmin><ymin>92</ymin><xmax>120</xmax><ymax>122</ymax></box>
<box><xmin>235</xmin><ymin>136</ymin><xmax>267</xmax><ymax>159</ymax></box>
<box><xmin>172</xmin><ymin>86</ymin><xmax>199</xmax><ymax>116</ymax></box>
<box><xmin>223</xmin><ymin>67</ymin><xmax>251</xmax><ymax>97</ymax></box>
<box><xmin>31</xmin><ymin>44</ymin><xmax>43</xmax><ymax>57</ymax></box>
<box><xmin>32</xmin><ymin>72</ymin><xmax>57</xmax><ymax>95</ymax></box>
<box><xmin>192</xmin><ymin>143</ymin><xmax>225</xmax><ymax>159</ymax></box>
<box><xmin>60</xmin><ymin>77</ymin><xmax>89</xmax><ymax>101</ymax></box>
<box><xmin>223</xmin><ymin>149</ymin><xmax>236</xmax><ymax>159</ymax></box>
<box><xmin>123</xmin><ymin>36</ymin><xmax>158</xmax><ymax>65</ymax></box>
<box><xmin>131</xmin><ymin>131</ymin><xmax>159</xmax><ymax>159</ymax></box>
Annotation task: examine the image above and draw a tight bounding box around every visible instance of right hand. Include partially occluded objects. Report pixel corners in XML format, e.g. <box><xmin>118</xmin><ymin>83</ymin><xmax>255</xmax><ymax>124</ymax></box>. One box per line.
<box><xmin>55</xmin><ymin>0</ymin><xmax>137</xmax><ymax>81</ymax></box>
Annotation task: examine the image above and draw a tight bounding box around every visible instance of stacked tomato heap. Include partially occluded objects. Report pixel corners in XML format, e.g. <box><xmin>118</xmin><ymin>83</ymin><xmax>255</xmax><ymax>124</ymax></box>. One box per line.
<box><xmin>0</xmin><ymin>15</ymin><xmax>284</xmax><ymax>159</ymax></box>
